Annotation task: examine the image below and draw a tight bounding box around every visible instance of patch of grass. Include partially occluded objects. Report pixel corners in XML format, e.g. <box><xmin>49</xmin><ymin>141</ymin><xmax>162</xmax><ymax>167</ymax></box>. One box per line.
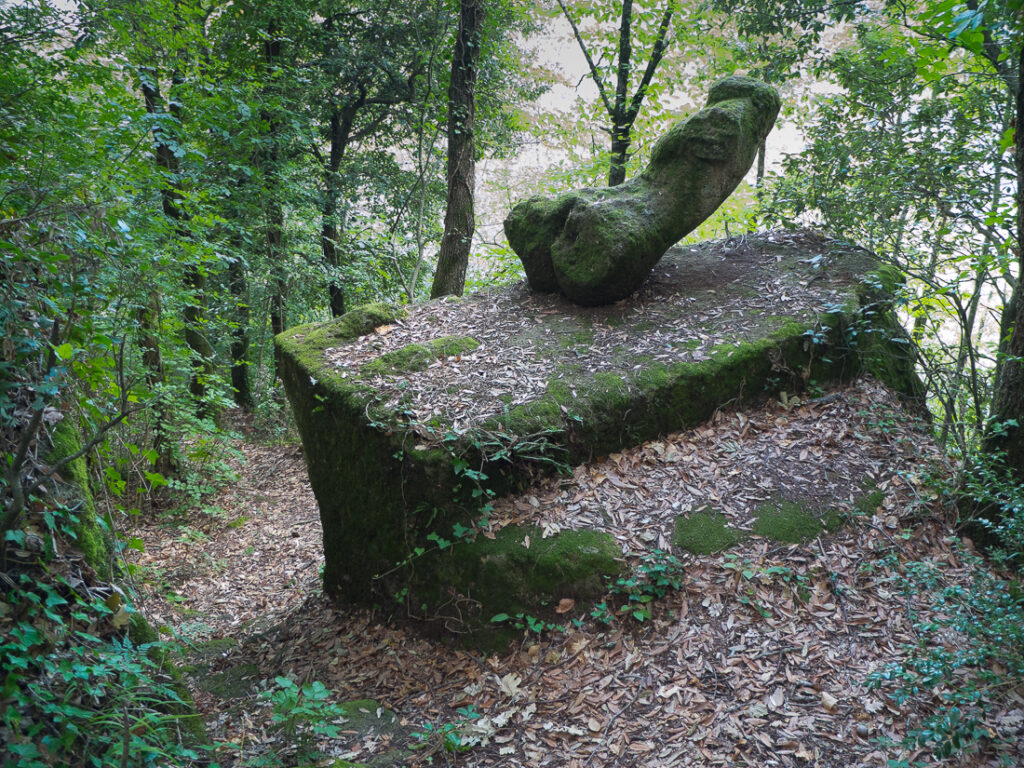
<box><xmin>752</xmin><ymin>501</ymin><xmax>824</xmax><ymax>543</ymax></box>
<box><xmin>674</xmin><ymin>510</ymin><xmax>746</xmax><ymax>554</ymax></box>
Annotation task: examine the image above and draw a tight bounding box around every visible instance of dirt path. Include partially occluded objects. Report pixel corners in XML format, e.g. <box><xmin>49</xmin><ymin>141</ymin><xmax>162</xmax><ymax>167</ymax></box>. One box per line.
<box><xmin>128</xmin><ymin>380</ymin><xmax>1023</xmax><ymax>767</ymax></box>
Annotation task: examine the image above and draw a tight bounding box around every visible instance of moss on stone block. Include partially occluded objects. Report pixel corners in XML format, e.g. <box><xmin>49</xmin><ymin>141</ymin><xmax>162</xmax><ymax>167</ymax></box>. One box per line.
<box><xmin>275</xmin><ymin>233</ymin><xmax>923</xmax><ymax>627</ymax></box>
<box><xmin>422</xmin><ymin>525</ymin><xmax>624</xmax><ymax>633</ymax></box>
<box><xmin>333</xmin><ymin>302</ymin><xmax>408</xmax><ymax>341</ymax></box>
<box><xmin>363</xmin><ymin>336</ymin><xmax>479</xmax><ymax>376</ymax></box>
<box><xmin>753</xmin><ymin>502</ymin><xmax>825</xmax><ymax>543</ymax></box>
<box><xmin>673</xmin><ymin>511</ymin><xmax>746</xmax><ymax>554</ymax></box>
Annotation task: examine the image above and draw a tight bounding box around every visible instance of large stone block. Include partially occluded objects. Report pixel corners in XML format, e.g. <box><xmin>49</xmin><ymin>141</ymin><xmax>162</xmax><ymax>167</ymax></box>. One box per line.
<box><xmin>276</xmin><ymin>231</ymin><xmax>922</xmax><ymax>637</ymax></box>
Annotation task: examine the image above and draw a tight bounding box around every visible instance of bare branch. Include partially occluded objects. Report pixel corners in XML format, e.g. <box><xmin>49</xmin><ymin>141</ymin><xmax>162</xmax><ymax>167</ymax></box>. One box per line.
<box><xmin>556</xmin><ymin>0</ymin><xmax>614</xmax><ymax>117</ymax></box>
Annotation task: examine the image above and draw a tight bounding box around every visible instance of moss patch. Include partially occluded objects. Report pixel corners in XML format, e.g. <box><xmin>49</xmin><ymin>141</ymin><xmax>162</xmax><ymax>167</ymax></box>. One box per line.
<box><xmin>334</xmin><ymin>302</ymin><xmax>408</xmax><ymax>341</ymax></box>
<box><xmin>673</xmin><ymin>510</ymin><xmax>746</xmax><ymax>554</ymax></box>
<box><xmin>48</xmin><ymin>419</ymin><xmax>112</xmax><ymax>578</ymax></box>
<box><xmin>822</xmin><ymin>509</ymin><xmax>846</xmax><ymax>533</ymax></box>
<box><xmin>362</xmin><ymin>336</ymin><xmax>479</xmax><ymax>376</ymax></box>
<box><xmin>753</xmin><ymin>502</ymin><xmax>825</xmax><ymax>543</ymax></box>
<box><xmin>854</xmin><ymin>486</ymin><xmax>885</xmax><ymax>516</ymax></box>
<box><xmin>197</xmin><ymin>663</ymin><xmax>259</xmax><ymax>699</ymax></box>
<box><xmin>337</xmin><ymin>699</ymin><xmax>399</xmax><ymax>732</ymax></box>
<box><xmin>421</xmin><ymin>525</ymin><xmax>624</xmax><ymax>640</ymax></box>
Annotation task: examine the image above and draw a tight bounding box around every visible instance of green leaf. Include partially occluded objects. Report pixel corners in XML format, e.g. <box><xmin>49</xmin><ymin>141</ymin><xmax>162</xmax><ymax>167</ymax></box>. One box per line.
<box><xmin>55</xmin><ymin>343</ymin><xmax>73</xmax><ymax>360</ymax></box>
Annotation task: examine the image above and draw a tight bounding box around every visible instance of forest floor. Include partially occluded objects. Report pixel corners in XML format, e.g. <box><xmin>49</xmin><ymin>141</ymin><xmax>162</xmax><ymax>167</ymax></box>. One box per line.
<box><xmin>128</xmin><ymin>378</ymin><xmax>1024</xmax><ymax>768</ymax></box>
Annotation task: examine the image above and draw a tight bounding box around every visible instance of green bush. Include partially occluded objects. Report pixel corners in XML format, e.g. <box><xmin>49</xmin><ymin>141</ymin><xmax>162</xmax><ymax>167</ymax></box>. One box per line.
<box><xmin>1</xmin><ymin>574</ymin><xmax>203</xmax><ymax>767</ymax></box>
<box><xmin>866</xmin><ymin>551</ymin><xmax>1024</xmax><ymax>762</ymax></box>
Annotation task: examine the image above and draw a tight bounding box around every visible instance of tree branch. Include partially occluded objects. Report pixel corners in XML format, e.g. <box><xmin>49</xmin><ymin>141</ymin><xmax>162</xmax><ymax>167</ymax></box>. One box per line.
<box><xmin>556</xmin><ymin>0</ymin><xmax>614</xmax><ymax>117</ymax></box>
<box><xmin>627</xmin><ymin>3</ymin><xmax>674</xmax><ymax>123</ymax></box>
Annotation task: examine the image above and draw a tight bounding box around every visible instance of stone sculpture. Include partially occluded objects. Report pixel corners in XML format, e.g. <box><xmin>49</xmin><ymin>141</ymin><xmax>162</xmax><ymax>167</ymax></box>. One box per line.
<box><xmin>504</xmin><ymin>77</ymin><xmax>781</xmax><ymax>305</ymax></box>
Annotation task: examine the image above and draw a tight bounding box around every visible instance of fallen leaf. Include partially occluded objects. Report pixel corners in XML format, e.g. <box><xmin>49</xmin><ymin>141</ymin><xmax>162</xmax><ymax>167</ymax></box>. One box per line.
<box><xmin>498</xmin><ymin>672</ymin><xmax>522</xmax><ymax>698</ymax></box>
<box><xmin>822</xmin><ymin>691</ymin><xmax>839</xmax><ymax>712</ymax></box>
<box><xmin>555</xmin><ymin>598</ymin><xmax>575</xmax><ymax>614</ymax></box>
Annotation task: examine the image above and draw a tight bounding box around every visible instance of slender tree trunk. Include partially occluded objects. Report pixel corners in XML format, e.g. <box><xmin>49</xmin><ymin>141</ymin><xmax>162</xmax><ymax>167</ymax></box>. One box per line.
<box><xmin>608</xmin><ymin>0</ymin><xmax>634</xmax><ymax>186</ymax></box>
<box><xmin>140</xmin><ymin>71</ymin><xmax>214</xmax><ymax>416</ymax></box>
<box><xmin>322</xmin><ymin>106</ymin><xmax>358</xmax><ymax>317</ymax></box>
<box><xmin>267</xmin><ymin>203</ymin><xmax>286</xmax><ymax>338</ymax></box>
<box><xmin>430</xmin><ymin>0</ymin><xmax>483</xmax><ymax>299</ymax></box>
<box><xmin>608</xmin><ymin>131</ymin><xmax>631</xmax><ymax>187</ymax></box>
<box><xmin>227</xmin><ymin>253</ymin><xmax>253</xmax><ymax>409</ymax></box>
<box><xmin>259</xmin><ymin>28</ymin><xmax>289</xmax><ymax>372</ymax></box>
<box><xmin>136</xmin><ymin>289</ymin><xmax>175</xmax><ymax>477</ymax></box>
<box><xmin>985</xmin><ymin>46</ymin><xmax>1024</xmax><ymax>475</ymax></box>
<box><xmin>756</xmin><ymin>137</ymin><xmax>766</xmax><ymax>189</ymax></box>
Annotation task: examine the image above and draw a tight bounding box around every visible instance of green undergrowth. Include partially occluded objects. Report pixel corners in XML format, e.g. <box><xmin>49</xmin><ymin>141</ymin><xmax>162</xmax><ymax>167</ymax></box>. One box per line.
<box><xmin>0</xmin><ymin>571</ymin><xmax>206</xmax><ymax>767</ymax></box>
<box><xmin>867</xmin><ymin>548</ymin><xmax>1024</xmax><ymax>764</ymax></box>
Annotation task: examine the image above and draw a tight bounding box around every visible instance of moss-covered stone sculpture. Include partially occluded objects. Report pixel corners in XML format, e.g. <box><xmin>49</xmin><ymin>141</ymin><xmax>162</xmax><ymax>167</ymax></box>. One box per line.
<box><xmin>504</xmin><ymin>77</ymin><xmax>780</xmax><ymax>305</ymax></box>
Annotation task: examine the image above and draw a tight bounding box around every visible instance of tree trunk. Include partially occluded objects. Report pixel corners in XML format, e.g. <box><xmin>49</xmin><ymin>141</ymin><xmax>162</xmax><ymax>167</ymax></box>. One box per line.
<box><xmin>608</xmin><ymin>0</ymin><xmax>633</xmax><ymax>187</ymax></box>
<box><xmin>430</xmin><ymin>0</ymin><xmax>483</xmax><ymax>299</ymax></box>
<box><xmin>322</xmin><ymin>107</ymin><xmax>356</xmax><ymax>317</ymax></box>
<box><xmin>227</xmin><ymin>253</ymin><xmax>252</xmax><ymax>409</ymax></box>
<box><xmin>136</xmin><ymin>289</ymin><xmax>176</xmax><ymax>477</ymax></box>
<box><xmin>140</xmin><ymin>70</ymin><xmax>213</xmax><ymax>416</ymax></box>
<box><xmin>985</xmin><ymin>44</ymin><xmax>1024</xmax><ymax>476</ymax></box>
<box><xmin>260</xmin><ymin>28</ymin><xmax>288</xmax><ymax>373</ymax></box>
<box><xmin>609</xmin><ymin>130</ymin><xmax>630</xmax><ymax>187</ymax></box>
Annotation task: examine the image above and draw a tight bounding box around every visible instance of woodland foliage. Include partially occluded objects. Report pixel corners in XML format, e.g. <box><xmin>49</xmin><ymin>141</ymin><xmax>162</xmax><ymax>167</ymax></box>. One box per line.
<box><xmin>1</xmin><ymin>0</ymin><xmax>1023</xmax><ymax>765</ymax></box>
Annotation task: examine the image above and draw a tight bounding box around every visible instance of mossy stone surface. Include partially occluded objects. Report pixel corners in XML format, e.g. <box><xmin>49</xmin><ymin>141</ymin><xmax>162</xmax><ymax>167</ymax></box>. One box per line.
<box><xmin>674</xmin><ymin>511</ymin><xmax>746</xmax><ymax>554</ymax></box>
<box><xmin>333</xmin><ymin>302</ymin><xmax>408</xmax><ymax>340</ymax></box>
<box><xmin>420</xmin><ymin>525</ymin><xmax>624</xmax><ymax>638</ymax></box>
<box><xmin>362</xmin><ymin>336</ymin><xmax>479</xmax><ymax>376</ymax></box>
<box><xmin>753</xmin><ymin>502</ymin><xmax>825</xmax><ymax>544</ymax></box>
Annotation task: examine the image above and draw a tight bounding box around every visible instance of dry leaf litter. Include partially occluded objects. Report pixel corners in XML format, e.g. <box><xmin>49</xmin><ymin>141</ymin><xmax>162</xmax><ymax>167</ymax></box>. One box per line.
<box><xmin>128</xmin><ymin>378</ymin><xmax>1024</xmax><ymax>767</ymax></box>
